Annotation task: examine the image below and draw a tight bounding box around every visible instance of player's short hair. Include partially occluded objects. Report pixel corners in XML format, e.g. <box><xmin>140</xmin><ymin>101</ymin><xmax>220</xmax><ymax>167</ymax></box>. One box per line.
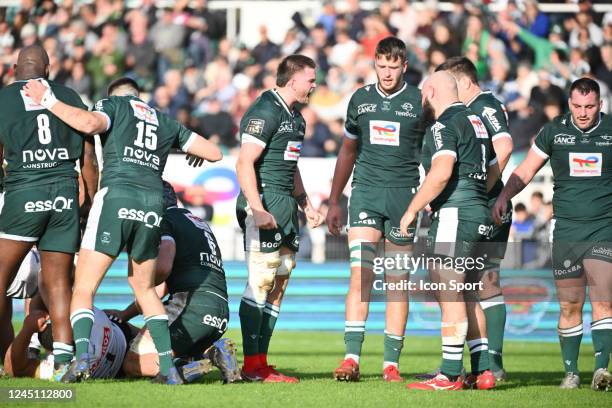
<box><xmin>569</xmin><ymin>77</ymin><xmax>600</xmax><ymax>99</ymax></box>
<box><xmin>375</xmin><ymin>36</ymin><xmax>407</xmax><ymax>63</ymax></box>
<box><xmin>435</xmin><ymin>56</ymin><xmax>479</xmax><ymax>85</ymax></box>
<box><xmin>276</xmin><ymin>54</ymin><xmax>316</xmax><ymax>87</ymax></box>
<box><xmin>163</xmin><ymin>180</ymin><xmax>178</xmax><ymax>209</ymax></box>
<box><xmin>107</xmin><ymin>77</ymin><xmax>140</xmax><ymax>97</ymax></box>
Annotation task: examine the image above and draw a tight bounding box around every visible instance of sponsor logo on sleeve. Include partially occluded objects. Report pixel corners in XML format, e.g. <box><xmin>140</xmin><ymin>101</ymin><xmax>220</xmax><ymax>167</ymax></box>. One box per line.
<box><xmin>569</xmin><ymin>152</ymin><xmax>602</xmax><ymax>177</ymax></box>
<box><xmin>245</xmin><ymin>119</ymin><xmax>265</xmax><ymax>136</ymax></box>
<box><xmin>369</xmin><ymin>120</ymin><xmax>400</xmax><ymax>146</ymax></box>
<box><xmin>431</xmin><ymin>122</ymin><xmax>445</xmax><ymax>150</ymax></box>
<box><xmin>482</xmin><ymin>107</ymin><xmax>501</xmax><ymax>132</ymax></box>
<box><xmin>130</xmin><ymin>100</ymin><xmax>159</xmax><ymax>125</ymax></box>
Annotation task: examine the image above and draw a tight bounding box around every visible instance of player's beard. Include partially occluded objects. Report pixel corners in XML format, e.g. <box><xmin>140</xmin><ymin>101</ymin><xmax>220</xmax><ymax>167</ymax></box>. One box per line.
<box><xmin>421</xmin><ymin>98</ymin><xmax>436</xmax><ymax>129</ymax></box>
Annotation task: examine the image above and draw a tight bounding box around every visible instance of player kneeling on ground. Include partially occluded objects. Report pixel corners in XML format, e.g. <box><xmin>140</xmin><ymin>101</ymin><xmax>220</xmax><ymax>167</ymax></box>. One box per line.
<box><xmin>117</xmin><ymin>182</ymin><xmax>240</xmax><ymax>384</ymax></box>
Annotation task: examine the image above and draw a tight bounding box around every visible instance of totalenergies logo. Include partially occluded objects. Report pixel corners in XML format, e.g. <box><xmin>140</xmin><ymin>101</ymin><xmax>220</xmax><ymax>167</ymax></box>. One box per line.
<box><xmin>572</xmin><ymin>156</ymin><xmax>599</xmax><ymax>167</ymax></box>
<box><xmin>193</xmin><ymin>167</ymin><xmax>240</xmax><ymax>202</ymax></box>
<box><xmin>372</xmin><ymin>123</ymin><xmax>397</xmax><ymax>136</ymax></box>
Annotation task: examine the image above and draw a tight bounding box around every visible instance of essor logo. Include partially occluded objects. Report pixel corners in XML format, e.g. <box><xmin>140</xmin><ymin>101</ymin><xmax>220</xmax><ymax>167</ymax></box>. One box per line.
<box><xmin>117</xmin><ymin>208</ymin><xmax>162</xmax><ymax>228</ymax></box>
<box><xmin>478</xmin><ymin>224</ymin><xmax>494</xmax><ymax>237</ymax></box>
<box><xmin>261</xmin><ymin>241</ymin><xmax>280</xmax><ymax>249</ymax></box>
<box><xmin>22</xmin><ymin>148</ymin><xmax>69</xmax><ymax>164</ymax></box>
<box><xmin>24</xmin><ymin>196</ymin><xmax>74</xmax><ymax>213</ymax></box>
<box><xmin>202</xmin><ymin>314</ymin><xmax>228</xmax><ymax>332</ymax></box>
<box><xmin>123</xmin><ymin>146</ymin><xmax>160</xmax><ymax>168</ymax></box>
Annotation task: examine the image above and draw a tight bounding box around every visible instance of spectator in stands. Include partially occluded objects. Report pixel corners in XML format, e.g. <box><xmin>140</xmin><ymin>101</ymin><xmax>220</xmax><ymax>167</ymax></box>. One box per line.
<box><xmin>197</xmin><ymin>98</ymin><xmax>237</xmax><ymax>150</ymax></box>
<box><xmin>523</xmin><ymin>0</ymin><xmax>549</xmax><ymax>39</ymax></box>
<box><xmin>65</xmin><ymin>61</ymin><xmax>92</xmax><ymax>100</ymax></box>
<box><xmin>510</xmin><ymin>203</ymin><xmax>535</xmax><ymax>241</ymax></box>
<box><xmin>529</xmin><ymin>70</ymin><xmax>566</xmax><ymax>113</ymax></box>
<box><xmin>125</xmin><ymin>11</ymin><xmax>156</xmax><ymax>91</ymax></box>
<box><xmin>252</xmin><ymin>25</ymin><xmax>279</xmax><ymax>66</ymax></box>
<box><xmin>150</xmin><ymin>7</ymin><xmax>186</xmax><ymax>78</ymax></box>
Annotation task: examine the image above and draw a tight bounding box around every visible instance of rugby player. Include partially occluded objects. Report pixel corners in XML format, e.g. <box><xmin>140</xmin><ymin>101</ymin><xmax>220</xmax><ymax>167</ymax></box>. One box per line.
<box><xmin>434</xmin><ymin>57</ymin><xmax>514</xmax><ymax>381</ymax></box>
<box><xmin>4</xmin><ymin>304</ymin><xmax>137</xmax><ymax>381</ymax></box>
<box><xmin>326</xmin><ymin>37</ymin><xmax>424</xmax><ymax>382</ymax></box>
<box><xmin>493</xmin><ymin>78</ymin><xmax>612</xmax><ymax>391</ymax></box>
<box><xmin>236</xmin><ymin>54</ymin><xmax>324</xmax><ymax>383</ymax></box>
<box><xmin>24</xmin><ymin>76</ymin><xmax>222</xmax><ymax>384</ymax></box>
<box><xmin>400</xmin><ymin>71</ymin><xmax>497</xmax><ymax>391</ymax></box>
<box><xmin>0</xmin><ymin>45</ymin><xmax>98</xmax><ymax>380</ymax></box>
<box><xmin>119</xmin><ymin>182</ymin><xmax>240</xmax><ymax>384</ymax></box>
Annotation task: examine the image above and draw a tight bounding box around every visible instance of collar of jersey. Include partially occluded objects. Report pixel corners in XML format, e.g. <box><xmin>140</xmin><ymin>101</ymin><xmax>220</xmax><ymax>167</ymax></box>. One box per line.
<box><xmin>465</xmin><ymin>90</ymin><xmax>491</xmax><ymax>107</ymax></box>
<box><xmin>375</xmin><ymin>81</ymin><xmax>407</xmax><ymax>99</ymax></box>
<box><xmin>438</xmin><ymin>102</ymin><xmax>464</xmax><ymax>118</ymax></box>
<box><xmin>570</xmin><ymin>112</ymin><xmax>603</xmax><ymax>134</ymax></box>
<box><xmin>271</xmin><ymin>89</ymin><xmax>292</xmax><ymax>115</ymax></box>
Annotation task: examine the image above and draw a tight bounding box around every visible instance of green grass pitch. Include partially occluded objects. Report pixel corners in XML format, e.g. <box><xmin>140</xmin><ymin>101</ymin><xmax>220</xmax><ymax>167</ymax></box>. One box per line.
<box><xmin>1</xmin><ymin>330</ymin><xmax>609</xmax><ymax>407</ymax></box>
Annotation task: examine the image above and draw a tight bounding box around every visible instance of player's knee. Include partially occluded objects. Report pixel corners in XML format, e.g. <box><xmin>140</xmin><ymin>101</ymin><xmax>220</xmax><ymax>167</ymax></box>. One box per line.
<box><xmin>244</xmin><ymin>251</ymin><xmax>281</xmax><ymax>304</ymax></box>
<box><xmin>276</xmin><ymin>254</ymin><xmax>296</xmax><ymax>277</ymax></box>
<box><xmin>348</xmin><ymin>239</ymin><xmax>373</xmax><ymax>270</ymax></box>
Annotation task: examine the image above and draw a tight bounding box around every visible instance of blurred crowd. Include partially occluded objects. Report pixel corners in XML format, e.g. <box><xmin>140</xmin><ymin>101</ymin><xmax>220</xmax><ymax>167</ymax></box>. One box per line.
<box><xmin>0</xmin><ymin>0</ymin><xmax>611</xmax><ymax>156</ymax></box>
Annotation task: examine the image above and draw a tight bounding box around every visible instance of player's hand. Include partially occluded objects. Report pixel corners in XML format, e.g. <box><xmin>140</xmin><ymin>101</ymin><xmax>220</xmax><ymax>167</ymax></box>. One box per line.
<box><xmin>253</xmin><ymin>208</ymin><xmax>277</xmax><ymax>230</ymax></box>
<box><xmin>492</xmin><ymin>197</ymin><xmax>508</xmax><ymax>226</ymax></box>
<box><xmin>304</xmin><ymin>206</ymin><xmax>324</xmax><ymax>228</ymax></box>
<box><xmin>400</xmin><ymin>210</ymin><xmax>417</xmax><ymax>237</ymax></box>
<box><xmin>186</xmin><ymin>154</ymin><xmax>205</xmax><ymax>168</ymax></box>
<box><xmin>23</xmin><ymin>79</ymin><xmax>56</xmax><ymax>108</ymax></box>
<box><xmin>24</xmin><ymin>310</ymin><xmax>49</xmax><ymax>333</ymax></box>
<box><xmin>326</xmin><ymin>203</ymin><xmax>344</xmax><ymax>236</ymax></box>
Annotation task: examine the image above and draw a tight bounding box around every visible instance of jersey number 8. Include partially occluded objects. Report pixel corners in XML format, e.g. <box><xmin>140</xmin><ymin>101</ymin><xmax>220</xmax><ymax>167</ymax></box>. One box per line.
<box><xmin>37</xmin><ymin>113</ymin><xmax>51</xmax><ymax>144</ymax></box>
<box><xmin>135</xmin><ymin>121</ymin><xmax>158</xmax><ymax>150</ymax></box>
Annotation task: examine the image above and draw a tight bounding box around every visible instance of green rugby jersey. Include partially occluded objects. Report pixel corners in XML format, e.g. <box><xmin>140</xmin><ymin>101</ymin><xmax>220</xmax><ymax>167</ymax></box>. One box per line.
<box><xmin>0</xmin><ymin>80</ymin><xmax>86</xmax><ymax>188</ymax></box>
<box><xmin>533</xmin><ymin>113</ymin><xmax>612</xmax><ymax>222</ymax></box>
<box><xmin>238</xmin><ymin>89</ymin><xmax>305</xmax><ymax>194</ymax></box>
<box><xmin>421</xmin><ymin>103</ymin><xmax>495</xmax><ymax>213</ymax></box>
<box><xmin>93</xmin><ymin>96</ymin><xmax>195</xmax><ymax>190</ymax></box>
<box><xmin>466</xmin><ymin>91</ymin><xmax>511</xmax><ymax>199</ymax></box>
<box><xmin>161</xmin><ymin>207</ymin><xmax>227</xmax><ymax>297</ymax></box>
<box><xmin>344</xmin><ymin>82</ymin><xmax>424</xmax><ymax>187</ymax></box>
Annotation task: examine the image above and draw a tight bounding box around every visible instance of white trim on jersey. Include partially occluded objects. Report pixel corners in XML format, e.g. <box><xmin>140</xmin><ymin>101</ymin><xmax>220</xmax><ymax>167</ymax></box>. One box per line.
<box><xmin>491</xmin><ymin>132</ymin><xmax>512</xmax><ymax>142</ymax></box>
<box><xmin>81</xmin><ymin>187</ymin><xmax>109</xmax><ymax>250</ymax></box>
<box><xmin>531</xmin><ymin>144</ymin><xmax>549</xmax><ymax>160</ymax></box>
<box><xmin>93</xmin><ymin>111</ymin><xmax>112</xmax><ymax>132</ymax></box>
<box><xmin>0</xmin><ymin>233</ymin><xmax>38</xmax><ymax>242</ymax></box>
<box><xmin>241</xmin><ymin>133</ymin><xmax>267</xmax><ymax>148</ymax></box>
<box><xmin>432</xmin><ymin>150</ymin><xmax>457</xmax><ymax>161</ymax></box>
<box><xmin>180</xmin><ymin>132</ymin><xmax>198</xmax><ymax>153</ymax></box>
<box><xmin>344</xmin><ymin>129</ymin><xmax>358</xmax><ymax>140</ymax></box>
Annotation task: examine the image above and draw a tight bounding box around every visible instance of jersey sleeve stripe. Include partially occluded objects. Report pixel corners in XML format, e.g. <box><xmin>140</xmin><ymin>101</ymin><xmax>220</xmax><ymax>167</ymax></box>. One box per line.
<box><xmin>180</xmin><ymin>132</ymin><xmax>198</xmax><ymax>153</ymax></box>
<box><xmin>488</xmin><ymin>157</ymin><xmax>498</xmax><ymax>166</ymax></box>
<box><xmin>491</xmin><ymin>132</ymin><xmax>511</xmax><ymax>142</ymax></box>
<box><xmin>241</xmin><ymin>133</ymin><xmax>267</xmax><ymax>148</ymax></box>
<box><xmin>432</xmin><ymin>150</ymin><xmax>457</xmax><ymax>161</ymax></box>
<box><xmin>531</xmin><ymin>144</ymin><xmax>549</xmax><ymax>160</ymax></box>
<box><xmin>161</xmin><ymin>235</ymin><xmax>175</xmax><ymax>242</ymax></box>
<box><xmin>344</xmin><ymin>129</ymin><xmax>358</xmax><ymax>140</ymax></box>
<box><xmin>94</xmin><ymin>111</ymin><xmax>111</xmax><ymax>132</ymax></box>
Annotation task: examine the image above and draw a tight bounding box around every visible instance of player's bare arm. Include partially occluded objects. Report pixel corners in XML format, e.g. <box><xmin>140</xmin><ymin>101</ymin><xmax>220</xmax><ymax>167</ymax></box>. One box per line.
<box><xmin>492</xmin><ymin>148</ymin><xmax>547</xmax><ymax>224</ymax></box>
<box><xmin>294</xmin><ymin>167</ymin><xmax>323</xmax><ymax>228</ymax></box>
<box><xmin>184</xmin><ymin>135</ymin><xmax>223</xmax><ymax>164</ymax></box>
<box><xmin>23</xmin><ymin>79</ymin><xmax>109</xmax><ymax>135</ymax></box>
<box><xmin>3</xmin><ymin>310</ymin><xmax>48</xmax><ymax>377</ymax></box>
<box><xmin>400</xmin><ymin>155</ymin><xmax>455</xmax><ymax>235</ymax></box>
<box><xmin>326</xmin><ymin>137</ymin><xmax>358</xmax><ymax>235</ymax></box>
<box><xmin>492</xmin><ymin>137</ymin><xmax>513</xmax><ymax>174</ymax></box>
<box><xmin>236</xmin><ymin>142</ymin><xmax>276</xmax><ymax>229</ymax></box>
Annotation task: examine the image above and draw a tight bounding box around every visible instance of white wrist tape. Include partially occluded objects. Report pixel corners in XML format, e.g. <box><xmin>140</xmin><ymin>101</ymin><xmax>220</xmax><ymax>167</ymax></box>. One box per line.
<box><xmin>40</xmin><ymin>86</ymin><xmax>58</xmax><ymax>110</ymax></box>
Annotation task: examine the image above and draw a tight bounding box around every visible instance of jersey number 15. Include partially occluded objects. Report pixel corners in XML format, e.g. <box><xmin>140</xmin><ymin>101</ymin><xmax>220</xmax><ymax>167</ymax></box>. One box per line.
<box><xmin>135</xmin><ymin>121</ymin><xmax>158</xmax><ymax>150</ymax></box>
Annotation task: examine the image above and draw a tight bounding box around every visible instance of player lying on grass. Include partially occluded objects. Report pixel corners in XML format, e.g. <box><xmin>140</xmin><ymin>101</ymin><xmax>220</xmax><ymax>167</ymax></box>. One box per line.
<box><xmin>110</xmin><ymin>182</ymin><xmax>240</xmax><ymax>384</ymax></box>
<box><xmin>4</xmin><ymin>296</ymin><xmax>138</xmax><ymax>381</ymax></box>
